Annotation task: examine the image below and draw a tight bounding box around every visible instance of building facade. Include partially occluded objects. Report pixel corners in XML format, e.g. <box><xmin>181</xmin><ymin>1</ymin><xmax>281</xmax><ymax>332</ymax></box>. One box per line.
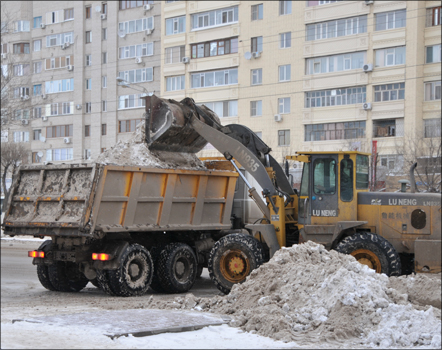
<box><xmin>1</xmin><ymin>1</ymin><xmax>441</xmax><ymax>186</ymax></box>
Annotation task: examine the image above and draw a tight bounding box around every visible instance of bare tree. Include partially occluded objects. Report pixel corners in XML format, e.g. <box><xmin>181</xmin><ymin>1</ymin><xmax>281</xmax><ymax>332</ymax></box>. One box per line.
<box><xmin>1</xmin><ymin>142</ymin><xmax>28</xmax><ymax>212</ymax></box>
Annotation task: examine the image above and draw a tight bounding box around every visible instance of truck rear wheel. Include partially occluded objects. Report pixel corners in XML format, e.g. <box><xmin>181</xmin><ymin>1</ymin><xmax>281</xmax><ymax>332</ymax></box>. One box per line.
<box><xmin>149</xmin><ymin>245</ymin><xmax>166</xmax><ymax>293</ymax></box>
<box><xmin>107</xmin><ymin>243</ymin><xmax>153</xmax><ymax>297</ymax></box>
<box><xmin>48</xmin><ymin>261</ymin><xmax>89</xmax><ymax>292</ymax></box>
<box><xmin>335</xmin><ymin>232</ymin><xmax>401</xmax><ymax>276</ymax></box>
<box><xmin>35</xmin><ymin>241</ymin><xmax>57</xmax><ymax>291</ymax></box>
<box><xmin>96</xmin><ymin>270</ymin><xmax>116</xmax><ymax>296</ymax></box>
<box><xmin>157</xmin><ymin>243</ymin><xmax>197</xmax><ymax>294</ymax></box>
<box><xmin>208</xmin><ymin>233</ymin><xmax>264</xmax><ymax>294</ymax></box>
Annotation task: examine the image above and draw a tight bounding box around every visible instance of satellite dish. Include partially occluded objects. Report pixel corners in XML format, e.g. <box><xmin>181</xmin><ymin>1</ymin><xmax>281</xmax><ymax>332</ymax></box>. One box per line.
<box><xmin>95</xmin><ymin>5</ymin><xmax>102</xmax><ymax>12</ymax></box>
<box><xmin>39</xmin><ymin>135</ymin><xmax>46</xmax><ymax>142</ymax></box>
<box><xmin>244</xmin><ymin>52</ymin><xmax>252</xmax><ymax>60</ymax></box>
<box><xmin>37</xmin><ymin>151</ymin><xmax>44</xmax><ymax>157</ymax></box>
<box><xmin>118</xmin><ymin>30</ymin><xmax>126</xmax><ymax>38</ymax></box>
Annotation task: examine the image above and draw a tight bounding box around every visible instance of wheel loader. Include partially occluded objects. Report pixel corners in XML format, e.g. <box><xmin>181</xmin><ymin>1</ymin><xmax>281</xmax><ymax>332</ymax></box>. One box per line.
<box><xmin>2</xmin><ymin>95</ymin><xmax>440</xmax><ymax>296</ymax></box>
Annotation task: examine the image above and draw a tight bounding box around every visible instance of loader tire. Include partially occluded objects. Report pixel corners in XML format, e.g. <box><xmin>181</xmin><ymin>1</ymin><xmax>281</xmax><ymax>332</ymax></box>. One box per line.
<box><xmin>107</xmin><ymin>243</ymin><xmax>153</xmax><ymax>297</ymax></box>
<box><xmin>149</xmin><ymin>245</ymin><xmax>166</xmax><ymax>293</ymax></box>
<box><xmin>35</xmin><ymin>241</ymin><xmax>57</xmax><ymax>291</ymax></box>
<box><xmin>96</xmin><ymin>270</ymin><xmax>116</xmax><ymax>296</ymax></box>
<box><xmin>208</xmin><ymin>233</ymin><xmax>264</xmax><ymax>295</ymax></box>
<box><xmin>335</xmin><ymin>232</ymin><xmax>401</xmax><ymax>276</ymax></box>
<box><xmin>157</xmin><ymin>243</ymin><xmax>197</xmax><ymax>294</ymax></box>
<box><xmin>48</xmin><ymin>261</ymin><xmax>89</xmax><ymax>292</ymax></box>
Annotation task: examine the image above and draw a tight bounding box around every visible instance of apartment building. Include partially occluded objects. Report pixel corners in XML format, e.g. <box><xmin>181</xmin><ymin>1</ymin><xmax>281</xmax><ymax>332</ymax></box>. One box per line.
<box><xmin>1</xmin><ymin>1</ymin><xmax>441</xmax><ymax>187</ymax></box>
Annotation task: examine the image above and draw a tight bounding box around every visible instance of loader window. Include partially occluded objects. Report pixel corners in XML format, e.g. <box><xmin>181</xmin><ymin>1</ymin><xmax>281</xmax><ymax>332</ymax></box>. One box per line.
<box><xmin>356</xmin><ymin>155</ymin><xmax>369</xmax><ymax>189</ymax></box>
<box><xmin>300</xmin><ymin>163</ymin><xmax>309</xmax><ymax>196</ymax></box>
<box><xmin>340</xmin><ymin>159</ymin><xmax>353</xmax><ymax>201</ymax></box>
<box><xmin>313</xmin><ymin>159</ymin><xmax>336</xmax><ymax>194</ymax></box>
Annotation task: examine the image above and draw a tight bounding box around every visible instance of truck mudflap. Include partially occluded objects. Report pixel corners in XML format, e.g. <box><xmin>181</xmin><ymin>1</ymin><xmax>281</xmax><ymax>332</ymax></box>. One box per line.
<box><xmin>414</xmin><ymin>239</ymin><xmax>442</xmax><ymax>273</ymax></box>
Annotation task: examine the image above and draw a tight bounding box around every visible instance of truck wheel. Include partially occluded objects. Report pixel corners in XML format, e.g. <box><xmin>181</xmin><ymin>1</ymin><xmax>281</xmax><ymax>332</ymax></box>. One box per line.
<box><xmin>89</xmin><ymin>278</ymin><xmax>100</xmax><ymax>288</ymax></box>
<box><xmin>157</xmin><ymin>243</ymin><xmax>197</xmax><ymax>294</ymax></box>
<box><xmin>96</xmin><ymin>270</ymin><xmax>116</xmax><ymax>296</ymax></box>
<box><xmin>35</xmin><ymin>241</ymin><xmax>57</xmax><ymax>291</ymax></box>
<box><xmin>208</xmin><ymin>233</ymin><xmax>264</xmax><ymax>294</ymax></box>
<box><xmin>48</xmin><ymin>262</ymin><xmax>89</xmax><ymax>292</ymax></box>
<box><xmin>107</xmin><ymin>243</ymin><xmax>153</xmax><ymax>297</ymax></box>
<box><xmin>335</xmin><ymin>232</ymin><xmax>401</xmax><ymax>276</ymax></box>
<box><xmin>149</xmin><ymin>245</ymin><xmax>166</xmax><ymax>293</ymax></box>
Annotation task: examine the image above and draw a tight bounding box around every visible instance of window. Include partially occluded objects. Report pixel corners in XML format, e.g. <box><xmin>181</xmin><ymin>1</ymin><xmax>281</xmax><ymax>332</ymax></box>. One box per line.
<box><xmin>46</xmin><ymin>125</ymin><xmax>73</xmax><ymax>138</ymax></box>
<box><xmin>166</xmin><ymin>46</ymin><xmax>185</xmax><ymax>63</ymax></box>
<box><xmin>86</xmin><ymin>31</ymin><xmax>92</xmax><ymax>44</ymax></box>
<box><xmin>46</xmin><ymin>148</ymin><xmax>73</xmax><ymax>161</ymax></box>
<box><xmin>201</xmin><ymin>100</ymin><xmax>238</xmax><ymax>118</ymax></box>
<box><xmin>32</xmin><ymin>152</ymin><xmax>43</xmax><ymax>163</ymax></box>
<box><xmin>102</xmin><ymin>124</ymin><xmax>107</xmax><ymax>136</ymax></box>
<box><xmin>356</xmin><ymin>155</ymin><xmax>369</xmax><ymax>189</ymax></box>
<box><xmin>118</xmin><ymin>43</ymin><xmax>154</xmax><ymax>59</ymax></box>
<box><xmin>33</xmin><ymin>84</ymin><xmax>42</xmax><ymax>96</ymax></box>
<box><xmin>64</xmin><ymin>8</ymin><xmax>74</xmax><ymax>21</ymax></box>
<box><xmin>102</xmin><ymin>3</ymin><xmax>107</xmax><ymax>14</ymax></box>
<box><xmin>102</xmin><ymin>76</ymin><xmax>107</xmax><ymax>88</ymax></box>
<box><xmin>84</xmin><ymin>149</ymin><xmax>92</xmax><ymax>160</ymax></box>
<box><xmin>191</xmin><ymin>6</ymin><xmax>238</xmax><ymax>30</ymax></box>
<box><xmin>86</xmin><ymin>79</ymin><xmax>91</xmax><ymax>90</ymax></box>
<box><xmin>278</xmin><ymin>97</ymin><xmax>290</xmax><ymax>114</ymax></box>
<box><xmin>102</xmin><ymin>28</ymin><xmax>107</xmax><ymax>40</ymax></box>
<box><xmin>85</xmin><ymin>102</ymin><xmax>91</xmax><ymax>113</ymax></box>
<box><xmin>375</xmin><ymin>46</ymin><xmax>406</xmax><ymax>67</ymax></box>
<box><xmin>426</xmin><ymin>44</ymin><xmax>441</xmax><ymax>64</ymax></box>
<box><xmin>374</xmin><ymin>83</ymin><xmax>405</xmax><ymax>102</ymax></box>
<box><xmin>305</xmin><ymin>86</ymin><xmax>366</xmax><ymax>108</ymax></box>
<box><xmin>373</xmin><ymin>118</ymin><xmax>404</xmax><ymax>138</ymax></box>
<box><xmin>14</xmin><ymin>87</ymin><xmax>30</xmax><ymax>98</ymax></box>
<box><xmin>85</xmin><ymin>125</ymin><xmax>90</xmax><ymax>137</ymax></box>
<box><xmin>307</xmin><ymin>0</ymin><xmax>343</xmax><ymax>6</ymax></box>
<box><xmin>45</xmin><ymin>102</ymin><xmax>73</xmax><ymax>116</ymax></box>
<box><xmin>306</xmin><ymin>15</ymin><xmax>367</xmax><ymax>41</ymax></box>
<box><xmin>13</xmin><ymin>131</ymin><xmax>29</xmax><ymax>143</ymax></box>
<box><xmin>118</xmin><ymin>94</ymin><xmax>146</xmax><ymax>109</ymax></box>
<box><xmin>375</xmin><ymin>9</ymin><xmax>406</xmax><ymax>31</ymax></box>
<box><xmin>313</xmin><ymin>158</ymin><xmax>336</xmax><ymax>195</ymax></box>
<box><xmin>33</xmin><ymin>129</ymin><xmax>41</xmax><ymax>141</ymax></box>
<box><xmin>44</xmin><ymin>56</ymin><xmax>73</xmax><ymax>70</ymax></box>
<box><xmin>279</xmin><ymin>65</ymin><xmax>291</xmax><ymax>82</ymax></box>
<box><xmin>102</xmin><ymin>100</ymin><xmax>107</xmax><ymax>112</ymax></box>
<box><xmin>45</xmin><ymin>79</ymin><xmax>74</xmax><ymax>95</ymax></box>
<box><xmin>46</xmin><ymin>32</ymin><xmax>74</xmax><ymax>47</ymax></box>
<box><xmin>119</xmin><ymin>0</ymin><xmax>153</xmax><ymax>10</ymax></box>
<box><xmin>119</xmin><ymin>17</ymin><xmax>154</xmax><ymax>35</ymax></box>
<box><xmin>191</xmin><ymin>69</ymin><xmax>238</xmax><ymax>88</ymax></box>
<box><xmin>1</xmin><ymin>22</ymin><xmax>7</xmax><ymax>34</ymax></box>
<box><xmin>1</xmin><ymin>64</ymin><xmax>8</xmax><ymax>78</ymax></box>
<box><xmin>13</xmin><ymin>43</ymin><xmax>30</xmax><ymax>54</ymax></box>
<box><xmin>426</xmin><ymin>7</ymin><xmax>441</xmax><ymax>27</ymax></box>
<box><xmin>340</xmin><ymin>159</ymin><xmax>353</xmax><ymax>201</ymax></box>
<box><xmin>33</xmin><ymin>16</ymin><xmax>42</xmax><ymax>28</ymax></box>
<box><xmin>279</xmin><ymin>1</ymin><xmax>292</xmax><ymax>15</ymax></box>
<box><xmin>1</xmin><ymin>43</ymin><xmax>7</xmax><ymax>54</ymax></box>
<box><xmin>85</xmin><ymin>6</ymin><xmax>91</xmax><ymax>19</ymax></box>
<box><xmin>251</xmin><ymin>69</ymin><xmax>262</xmax><ymax>85</ymax></box>
<box><xmin>280</xmin><ymin>32</ymin><xmax>291</xmax><ymax>49</ymax></box>
<box><xmin>191</xmin><ymin>38</ymin><xmax>238</xmax><ymax>59</ymax></box>
<box><xmin>251</xmin><ymin>36</ymin><xmax>263</xmax><ymax>53</ymax></box>
<box><xmin>86</xmin><ymin>55</ymin><xmax>92</xmax><ymax>66</ymax></box>
<box><xmin>14</xmin><ymin>109</ymin><xmax>30</xmax><ymax>119</ymax></box>
<box><xmin>306</xmin><ymin>51</ymin><xmax>366</xmax><ymax>75</ymax></box>
<box><xmin>102</xmin><ymin>52</ymin><xmax>107</xmax><ymax>64</ymax></box>
<box><xmin>424</xmin><ymin>81</ymin><xmax>441</xmax><ymax>101</ymax></box>
<box><xmin>14</xmin><ymin>21</ymin><xmax>30</xmax><ymax>32</ymax></box>
<box><xmin>166</xmin><ymin>76</ymin><xmax>185</xmax><ymax>91</ymax></box>
<box><xmin>379</xmin><ymin>155</ymin><xmax>402</xmax><ymax>171</ymax></box>
<box><xmin>118</xmin><ymin>67</ymin><xmax>153</xmax><ymax>83</ymax></box>
<box><xmin>34</xmin><ymin>107</ymin><xmax>42</xmax><ymax>118</ymax></box>
<box><xmin>166</xmin><ymin>16</ymin><xmax>186</xmax><ymax>35</ymax></box>
<box><xmin>251</xmin><ymin>101</ymin><xmax>262</xmax><ymax>117</ymax></box>
<box><xmin>251</xmin><ymin>4</ymin><xmax>263</xmax><ymax>21</ymax></box>
<box><xmin>304</xmin><ymin>122</ymin><xmax>366</xmax><ymax>141</ymax></box>
<box><xmin>278</xmin><ymin>130</ymin><xmax>290</xmax><ymax>146</ymax></box>
<box><xmin>46</xmin><ymin>11</ymin><xmax>60</xmax><ymax>24</ymax></box>
<box><xmin>33</xmin><ymin>40</ymin><xmax>41</xmax><ymax>52</ymax></box>
<box><xmin>424</xmin><ymin>119</ymin><xmax>441</xmax><ymax>138</ymax></box>
<box><xmin>13</xmin><ymin>64</ymin><xmax>30</xmax><ymax>76</ymax></box>
<box><xmin>118</xmin><ymin>119</ymin><xmax>142</xmax><ymax>133</ymax></box>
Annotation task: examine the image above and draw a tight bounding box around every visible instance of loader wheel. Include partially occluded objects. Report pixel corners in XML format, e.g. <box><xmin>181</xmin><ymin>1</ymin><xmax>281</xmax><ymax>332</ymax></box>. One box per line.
<box><xmin>149</xmin><ymin>245</ymin><xmax>166</xmax><ymax>293</ymax></box>
<box><xmin>157</xmin><ymin>243</ymin><xmax>197</xmax><ymax>294</ymax></box>
<box><xmin>48</xmin><ymin>261</ymin><xmax>89</xmax><ymax>292</ymax></box>
<box><xmin>208</xmin><ymin>233</ymin><xmax>264</xmax><ymax>294</ymax></box>
<box><xmin>335</xmin><ymin>232</ymin><xmax>401</xmax><ymax>276</ymax></box>
<box><xmin>35</xmin><ymin>240</ymin><xmax>57</xmax><ymax>291</ymax></box>
<box><xmin>107</xmin><ymin>243</ymin><xmax>153</xmax><ymax>297</ymax></box>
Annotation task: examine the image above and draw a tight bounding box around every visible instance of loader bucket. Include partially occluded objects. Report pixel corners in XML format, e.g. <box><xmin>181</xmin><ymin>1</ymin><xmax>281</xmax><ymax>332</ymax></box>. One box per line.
<box><xmin>143</xmin><ymin>95</ymin><xmax>220</xmax><ymax>153</ymax></box>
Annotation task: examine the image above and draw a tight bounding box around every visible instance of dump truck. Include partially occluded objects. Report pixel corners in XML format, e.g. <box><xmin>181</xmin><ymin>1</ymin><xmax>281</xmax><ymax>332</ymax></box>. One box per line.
<box><xmin>2</xmin><ymin>95</ymin><xmax>441</xmax><ymax>297</ymax></box>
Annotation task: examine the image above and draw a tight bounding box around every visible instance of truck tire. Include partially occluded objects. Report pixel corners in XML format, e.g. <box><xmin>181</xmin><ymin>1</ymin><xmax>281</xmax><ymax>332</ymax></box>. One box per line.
<box><xmin>107</xmin><ymin>243</ymin><xmax>154</xmax><ymax>297</ymax></box>
<box><xmin>335</xmin><ymin>232</ymin><xmax>401</xmax><ymax>276</ymax></box>
<box><xmin>48</xmin><ymin>261</ymin><xmax>89</xmax><ymax>292</ymax></box>
<box><xmin>208</xmin><ymin>233</ymin><xmax>264</xmax><ymax>294</ymax></box>
<box><xmin>96</xmin><ymin>270</ymin><xmax>116</xmax><ymax>296</ymax></box>
<box><xmin>35</xmin><ymin>241</ymin><xmax>57</xmax><ymax>291</ymax></box>
<box><xmin>89</xmin><ymin>278</ymin><xmax>100</xmax><ymax>288</ymax></box>
<box><xmin>157</xmin><ymin>243</ymin><xmax>197</xmax><ymax>294</ymax></box>
<box><xmin>149</xmin><ymin>245</ymin><xmax>167</xmax><ymax>293</ymax></box>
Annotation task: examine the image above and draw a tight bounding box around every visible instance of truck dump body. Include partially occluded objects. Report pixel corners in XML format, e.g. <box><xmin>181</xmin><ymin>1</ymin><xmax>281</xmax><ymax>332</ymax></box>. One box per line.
<box><xmin>3</xmin><ymin>163</ymin><xmax>238</xmax><ymax>238</ymax></box>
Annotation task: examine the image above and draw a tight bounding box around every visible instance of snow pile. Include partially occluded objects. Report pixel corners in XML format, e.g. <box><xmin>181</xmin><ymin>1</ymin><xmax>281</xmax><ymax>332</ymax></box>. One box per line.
<box><xmin>145</xmin><ymin>241</ymin><xmax>441</xmax><ymax>348</ymax></box>
<box><xmin>96</xmin><ymin>122</ymin><xmax>205</xmax><ymax>169</ymax></box>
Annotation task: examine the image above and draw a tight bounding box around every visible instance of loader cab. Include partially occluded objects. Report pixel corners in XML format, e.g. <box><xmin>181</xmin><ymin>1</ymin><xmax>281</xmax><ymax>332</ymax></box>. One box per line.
<box><xmin>293</xmin><ymin>151</ymin><xmax>370</xmax><ymax>226</ymax></box>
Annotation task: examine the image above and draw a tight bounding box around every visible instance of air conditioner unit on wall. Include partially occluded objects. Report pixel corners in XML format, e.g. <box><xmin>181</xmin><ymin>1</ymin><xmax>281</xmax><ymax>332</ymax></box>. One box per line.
<box><xmin>64</xmin><ymin>42</ymin><xmax>70</xmax><ymax>49</ymax></box>
<box><xmin>274</xmin><ymin>114</ymin><xmax>282</xmax><ymax>122</ymax></box>
<box><xmin>363</xmin><ymin>64</ymin><xmax>373</xmax><ymax>73</ymax></box>
<box><xmin>101</xmin><ymin>14</ymin><xmax>107</xmax><ymax>20</ymax></box>
<box><xmin>144</xmin><ymin>4</ymin><xmax>152</xmax><ymax>11</ymax></box>
<box><xmin>40</xmin><ymin>23</ymin><xmax>46</xmax><ymax>29</ymax></box>
<box><xmin>145</xmin><ymin>29</ymin><xmax>153</xmax><ymax>35</ymax></box>
<box><xmin>63</xmin><ymin>137</ymin><xmax>71</xmax><ymax>144</ymax></box>
<box><xmin>42</xmin><ymin>116</ymin><xmax>48</xmax><ymax>121</ymax></box>
<box><xmin>135</xmin><ymin>57</ymin><xmax>142</xmax><ymax>64</ymax></box>
<box><xmin>182</xmin><ymin>57</ymin><xmax>190</xmax><ymax>64</ymax></box>
<box><xmin>21</xmin><ymin>95</ymin><xmax>30</xmax><ymax>101</ymax></box>
<box><xmin>252</xmin><ymin>52</ymin><xmax>261</xmax><ymax>58</ymax></box>
<box><xmin>67</xmin><ymin>65</ymin><xmax>74</xmax><ymax>71</ymax></box>
<box><xmin>21</xmin><ymin>119</ymin><xmax>29</xmax><ymax>125</ymax></box>
<box><xmin>363</xmin><ymin>102</ymin><xmax>372</xmax><ymax>110</ymax></box>
<box><xmin>1</xmin><ymin>53</ymin><xmax>6</xmax><ymax>59</ymax></box>
<box><xmin>76</xmin><ymin>104</ymin><xmax>82</xmax><ymax>110</ymax></box>
<box><xmin>365</xmin><ymin>0</ymin><xmax>374</xmax><ymax>5</ymax></box>
<box><xmin>42</xmin><ymin>94</ymin><xmax>47</xmax><ymax>99</ymax></box>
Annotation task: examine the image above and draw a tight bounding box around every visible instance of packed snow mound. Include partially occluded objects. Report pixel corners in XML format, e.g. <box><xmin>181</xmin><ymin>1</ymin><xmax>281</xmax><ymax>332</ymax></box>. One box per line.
<box><xmin>96</xmin><ymin>122</ymin><xmax>206</xmax><ymax>169</ymax></box>
<box><xmin>145</xmin><ymin>241</ymin><xmax>441</xmax><ymax>348</ymax></box>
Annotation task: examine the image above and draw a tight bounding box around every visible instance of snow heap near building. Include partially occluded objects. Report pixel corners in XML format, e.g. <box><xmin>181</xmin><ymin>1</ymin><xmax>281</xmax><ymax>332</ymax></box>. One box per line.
<box><xmin>95</xmin><ymin>122</ymin><xmax>206</xmax><ymax>169</ymax></box>
<box><xmin>145</xmin><ymin>241</ymin><xmax>441</xmax><ymax>349</ymax></box>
